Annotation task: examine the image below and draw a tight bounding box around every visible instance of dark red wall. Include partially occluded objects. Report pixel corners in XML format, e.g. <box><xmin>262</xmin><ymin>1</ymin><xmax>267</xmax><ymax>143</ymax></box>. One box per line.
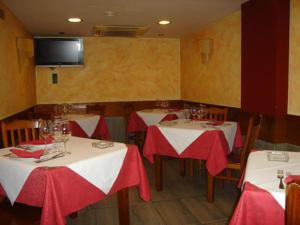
<box><xmin>241</xmin><ymin>0</ymin><xmax>290</xmax><ymax>116</ymax></box>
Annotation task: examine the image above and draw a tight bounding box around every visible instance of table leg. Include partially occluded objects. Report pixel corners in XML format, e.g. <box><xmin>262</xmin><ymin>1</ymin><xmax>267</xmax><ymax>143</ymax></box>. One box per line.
<box><xmin>155</xmin><ymin>155</ymin><xmax>163</xmax><ymax>191</ymax></box>
<box><xmin>188</xmin><ymin>159</ymin><xmax>194</xmax><ymax>176</ymax></box>
<box><xmin>207</xmin><ymin>173</ymin><xmax>214</xmax><ymax>202</ymax></box>
<box><xmin>118</xmin><ymin>188</ymin><xmax>129</xmax><ymax>225</ymax></box>
<box><xmin>179</xmin><ymin>158</ymin><xmax>186</xmax><ymax>176</ymax></box>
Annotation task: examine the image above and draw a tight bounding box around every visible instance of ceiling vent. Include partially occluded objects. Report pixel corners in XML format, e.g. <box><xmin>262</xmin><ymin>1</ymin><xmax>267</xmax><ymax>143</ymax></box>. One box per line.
<box><xmin>92</xmin><ymin>25</ymin><xmax>148</xmax><ymax>37</ymax></box>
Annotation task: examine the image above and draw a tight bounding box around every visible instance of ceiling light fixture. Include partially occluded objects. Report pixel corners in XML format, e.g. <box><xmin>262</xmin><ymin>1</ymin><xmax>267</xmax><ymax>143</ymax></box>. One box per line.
<box><xmin>158</xmin><ymin>20</ymin><xmax>171</xmax><ymax>25</ymax></box>
<box><xmin>68</xmin><ymin>17</ymin><xmax>82</xmax><ymax>23</ymax></box>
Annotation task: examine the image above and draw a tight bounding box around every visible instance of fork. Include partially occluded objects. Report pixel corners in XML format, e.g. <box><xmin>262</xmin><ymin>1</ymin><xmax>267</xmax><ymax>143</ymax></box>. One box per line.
<box><xmin>277</xmin><ymin>170</ymin><xmax>284</xmax><ymax>189</ymax></box>
<box><xmin>35</xmin><ymin>152</ymin><xmax>65</xmax><ymax>163</ymax></box>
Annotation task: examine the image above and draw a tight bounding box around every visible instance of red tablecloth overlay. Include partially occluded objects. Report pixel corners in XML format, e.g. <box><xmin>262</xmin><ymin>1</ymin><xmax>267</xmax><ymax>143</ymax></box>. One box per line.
<box><xmin>143</xmin><ymin>125</ymin><xmax>242</xmax><ymax>176</ymax></box>
<box><xmin>127</xmin><ymin>111</ymin><xmax>178</xmax><ymax>133</ymax></box>
<box><xmin>0</xmin><ymin>145</ymin><xmax>150</xmax><ymax>225</ymax></box>
<box><xmin>229</xmin><ymin>182</ymin><xmax>284</xmax><ymax>225</ymax></box>
<box><xmin>70</xmin><ymin>116</ymin><xmax>111</xmax><ymax>140</ymax></box>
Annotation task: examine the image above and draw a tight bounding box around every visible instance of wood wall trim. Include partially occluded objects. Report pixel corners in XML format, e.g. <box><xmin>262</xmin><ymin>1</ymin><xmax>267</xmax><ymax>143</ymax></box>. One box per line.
<box><xmin>1</xmin><ymin>100</ymin><xmax>300</xmax><ymax>146</ymax></box>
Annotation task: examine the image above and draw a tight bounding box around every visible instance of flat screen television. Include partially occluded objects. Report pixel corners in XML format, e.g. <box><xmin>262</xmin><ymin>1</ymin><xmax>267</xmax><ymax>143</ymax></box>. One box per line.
<box><xmin>34</xmin><ymin>37</ymin><xmax>84</xmax><ymax>67</ymax></box>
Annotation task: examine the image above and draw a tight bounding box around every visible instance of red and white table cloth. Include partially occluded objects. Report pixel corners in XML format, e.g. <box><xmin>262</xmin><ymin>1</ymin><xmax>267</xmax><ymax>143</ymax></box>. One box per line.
<box><xmin>143</xmin><ymin>119</ymin><xmax>242</xmax><ymax>176</ymax></box>
<box><xmin>229</xmin><ymin>150</ymin><xmax>300</xmax><ymax>225</ymax></box>
<box><xmin>0</xmin><ymin>137</ymin><xmax>150</xmax><ymax>225</ymax></box>
<box><xmin>66</xmin><ymin>114</ymin><xmax>111</xmax><ymax>140</ymax></box>
<box><xmin>127</xmin><ymin>109</ymin><xmax>186</xmax><ymax>133</ymax></box>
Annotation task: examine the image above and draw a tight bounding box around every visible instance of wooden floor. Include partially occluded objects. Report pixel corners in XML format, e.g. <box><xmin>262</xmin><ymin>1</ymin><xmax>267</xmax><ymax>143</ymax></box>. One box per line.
<box><xmin>0</xmin><ymin>158</ymin><xmax>240</xmax><ymax>225</ymax></box>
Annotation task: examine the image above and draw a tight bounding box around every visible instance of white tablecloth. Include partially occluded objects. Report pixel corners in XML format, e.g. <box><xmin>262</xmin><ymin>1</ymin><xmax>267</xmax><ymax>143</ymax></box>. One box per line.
<box><xmin>136</xmin><ymin>109</ymin><xmax>185</xmax><ymax>126</ymax></box>
<box><xmin>67</xmin><ymin>114</ymin><xmax>101</xmax><ymax>137</ymax></box>
<box><xmin>0</xmin><ymin>136</ymin><xmax>127</xmax><ymax>204</ymax></box>
<box><xmin>244</xmin><ymin>150</ymin><xmax>300</xmax><ymax>208</ymax></box>
<box><xmin>157</xmin><ymin>119</ymin><xmax>237</xmax><ymax>155</ymax></box>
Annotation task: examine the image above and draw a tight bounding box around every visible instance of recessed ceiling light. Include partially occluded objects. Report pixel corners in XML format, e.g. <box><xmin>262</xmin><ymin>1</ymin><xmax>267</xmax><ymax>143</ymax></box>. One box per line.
<box><xmin>158</xmin><ymin>20</ymin><xmax>171</xmax><ymax>25</ymax></box>
<box><xmin>104</xmin><ymin>11</ymin><xmax>117</xmax><ymax>17</ymax></box>
<box><xmin>68</xmin><ymin>17</ymin><xmax>82</xmax><ymax>23</ymax></box>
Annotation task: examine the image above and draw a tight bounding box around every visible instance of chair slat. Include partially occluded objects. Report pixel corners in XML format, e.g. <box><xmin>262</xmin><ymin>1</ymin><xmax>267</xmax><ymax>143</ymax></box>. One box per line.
<box><xmin>1</xmin><ymin>120</ymin><xmax>39</xmax><ymax>147</ymax></box>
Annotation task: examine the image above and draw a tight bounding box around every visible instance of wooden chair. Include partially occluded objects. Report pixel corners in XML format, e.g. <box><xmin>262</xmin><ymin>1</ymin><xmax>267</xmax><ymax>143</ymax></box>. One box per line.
<box><xmin>123</xmin><ymin>103</ymin><xmax>143</xmax><ymax>147</ymax></box>
<box><xmin>286</xmin><ymin>181</ymin><xmax>300</xmax><ymax>225</ymax></box>
<box><xmin>1</xmin><ymin>120</ymin><xmax>40</xmax><ymax>147</ymax></box>
<box><xmin>207</xmin><ymin>114</ymin><xmax>263</xmax><ymax>202</ymax></box>
<box><xmin>204</xmin><ymin>107</ymin><xmax>228</xmax><ymax>121</ymax></box>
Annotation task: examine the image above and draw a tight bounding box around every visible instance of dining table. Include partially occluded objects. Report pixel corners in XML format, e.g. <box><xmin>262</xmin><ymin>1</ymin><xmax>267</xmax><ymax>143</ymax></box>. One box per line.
<box><xmin>64</xmin><ymin>114</ymin><xmax>111</xmax><ymax>140</ymax></box>
<box><xmin>0</xmin><ymin>136</ymin><xmax>151</xmax><ymax>225</ymax></box>
<box><xmin>229</xmin><ymin>150</ymin><xmax>300</xmax><ymax>225</ymax></box>
<box><xmin>127</xmin><ymin>108</ymin><xmax>186</xmax><ymax>133</ymax></box>
<box><xmin>142</xmin><ymin>118</ymin><xmax>243</xmax><ymax>201</ymax></box>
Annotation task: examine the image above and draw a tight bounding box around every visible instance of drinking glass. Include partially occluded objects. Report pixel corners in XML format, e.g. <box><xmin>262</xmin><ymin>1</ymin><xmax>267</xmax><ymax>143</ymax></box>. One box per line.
<box><xmin>38</xmin><ymin>119</ymin><xmax>53</xmax><ymax>151</ymax></box>
<box><xmin>183</xmin><ymin>109</ymin><xmax>191</xmax><ymax>121</ymax></box>
<box><xmin>61</xmin><ymin>122</ymin><xmax>71</xmax><ymax>154</ymax></box>
<box><xmin>190</xmin><ymin>107</ymin><xmax>197</xmax><ymax>120</ymax></box>
<box><xmin>52</xmin><ymin>123</ymin><xmax>62</xmax><ymax>152</ymax></box>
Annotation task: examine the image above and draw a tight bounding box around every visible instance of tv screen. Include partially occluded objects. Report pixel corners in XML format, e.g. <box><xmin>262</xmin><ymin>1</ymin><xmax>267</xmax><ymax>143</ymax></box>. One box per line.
<box><xmin>34</xmin><ymin>37</ymin><xmax>84</xmax><ymax>66</ymax></box>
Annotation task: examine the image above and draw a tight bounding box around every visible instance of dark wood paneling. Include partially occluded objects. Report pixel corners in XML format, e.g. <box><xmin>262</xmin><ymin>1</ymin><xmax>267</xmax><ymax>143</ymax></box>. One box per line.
<box><xmin>1</xmin><ymin>100</ymin><xmax>300</xmax><ymax>146</ymax></box>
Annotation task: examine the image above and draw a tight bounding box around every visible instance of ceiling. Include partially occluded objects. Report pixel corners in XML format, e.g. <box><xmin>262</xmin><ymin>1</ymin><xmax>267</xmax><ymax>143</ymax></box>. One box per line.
<box><xmin>1</xmin><ymin>0</ymin><xmax>247</xmax><ymax>38</ymax></box>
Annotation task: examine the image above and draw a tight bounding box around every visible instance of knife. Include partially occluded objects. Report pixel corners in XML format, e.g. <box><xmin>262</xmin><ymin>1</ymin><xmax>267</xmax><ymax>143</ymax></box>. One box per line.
<box><xmin>35</xmin><ymin>152</ymin><xmax>65</xmax><ymax>163</ymax></box>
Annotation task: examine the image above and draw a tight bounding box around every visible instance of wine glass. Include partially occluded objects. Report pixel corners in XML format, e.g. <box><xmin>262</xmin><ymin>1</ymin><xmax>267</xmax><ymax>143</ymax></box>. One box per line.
<box><xmin>61</xmin><ymin>122</ymin><xmax>71</xmax><ymax>154</ymax></box>
<box><xmin>38</xmin><ymin>120</ymin><xmax>53</xmax><ymax>151</ymax></box>
<box><xmin>190</xmin><ymin>107</ymin><xmax>197</xmax><ymax>120</ymax></box>
<box><xmin>52</xmin><ymin>123</ymin><xmax>62</xmax><ymax>153</ymax></box>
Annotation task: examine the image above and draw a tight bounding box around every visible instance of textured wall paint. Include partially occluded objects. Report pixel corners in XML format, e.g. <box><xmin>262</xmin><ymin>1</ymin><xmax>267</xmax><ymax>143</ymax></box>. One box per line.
<box><xmin>36</xmin><ymin>37</ymin><xmax>180</xmax><ymax>104</ymax></box>
<box><xmin>288</xmin><ymin>0</ymin><xmax>300</xmax><ymax>116</ymax></box>
<box><xmin>0</xmin><ymin>3</ymin><xmax>36</xmax><ymax>120</ymax></box>
<box><xmin>180</xmin><ymin>12</ymin><xmax>241</xmax><ymax>108</ymax></box>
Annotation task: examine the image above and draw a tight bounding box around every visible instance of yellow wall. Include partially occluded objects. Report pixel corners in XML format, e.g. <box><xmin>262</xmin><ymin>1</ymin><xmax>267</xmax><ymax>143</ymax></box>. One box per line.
<box><xmin>288</xmin><ymin>0</ymin><xmax>300</xmax><ymax>116</ymax></box>
<box><xmin>180</xmin><ymin>11</ymin><xmax>241</xmax><ymax>108</ymax></box>
<box><xmin>36</xmin><ymin>37</ymin><xmax>180</xmax><ymax>104</ymax></box>
<box><xmin>0</xmin><ymin>3</ymin><xmax>36</xmax><ymax>120</ymax></box>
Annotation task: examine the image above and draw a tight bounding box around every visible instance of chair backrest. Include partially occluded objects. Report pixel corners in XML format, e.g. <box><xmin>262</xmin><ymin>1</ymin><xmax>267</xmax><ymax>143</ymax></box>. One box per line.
<box><xmin>1</xmin><ymin>120</ymin><xmax>39</xmax><ymax>147</ymax></box>
<box><xmin>204</xmin><ymin>107</ymin><xmax>228</xmax><ymax>121</ymax></box>
<box><xmin>286</xmin><ymin>181</ymin><xmax>300</xmax><ymax>225</ymax></box>
<box><xmin>240</xmin><ymin>114</ymin><xmax>263</xmax><ymax>172</ymax></box>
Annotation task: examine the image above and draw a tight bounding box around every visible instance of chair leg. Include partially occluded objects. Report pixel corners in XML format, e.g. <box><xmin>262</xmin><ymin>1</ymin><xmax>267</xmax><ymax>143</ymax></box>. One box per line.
<box><xmin>207</xmin><ymin>173</ymin><xmax>214</xmax><ymax>202</ymax></box>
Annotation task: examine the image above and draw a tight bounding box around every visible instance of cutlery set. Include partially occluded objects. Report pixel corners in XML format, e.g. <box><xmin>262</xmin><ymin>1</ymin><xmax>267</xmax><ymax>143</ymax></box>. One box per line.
<box><xmin>277</xmin><ymin>170</ymin><xmax>284</xmax><ymax>189</ymax></box>
<box><xmin>34</xmin><ymin>152</ymin><xmax>65</xmax><ymax>163</ymax></box>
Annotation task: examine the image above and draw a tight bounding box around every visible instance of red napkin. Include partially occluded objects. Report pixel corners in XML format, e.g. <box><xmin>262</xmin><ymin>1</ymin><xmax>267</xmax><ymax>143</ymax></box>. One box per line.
<box><xmin>9</xmin><ymin>149</ymin><xmax>44</xmax><ymax>159</ymax></box>
<box><xmin>20</xmin><ymin>136</ymin><xmax>54</xmax><ymax>145</ymax></box>
<box><xmin>284</xmin><ymin>175</ymin><xmax>300</xmax><ymax>184</ymax></box>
